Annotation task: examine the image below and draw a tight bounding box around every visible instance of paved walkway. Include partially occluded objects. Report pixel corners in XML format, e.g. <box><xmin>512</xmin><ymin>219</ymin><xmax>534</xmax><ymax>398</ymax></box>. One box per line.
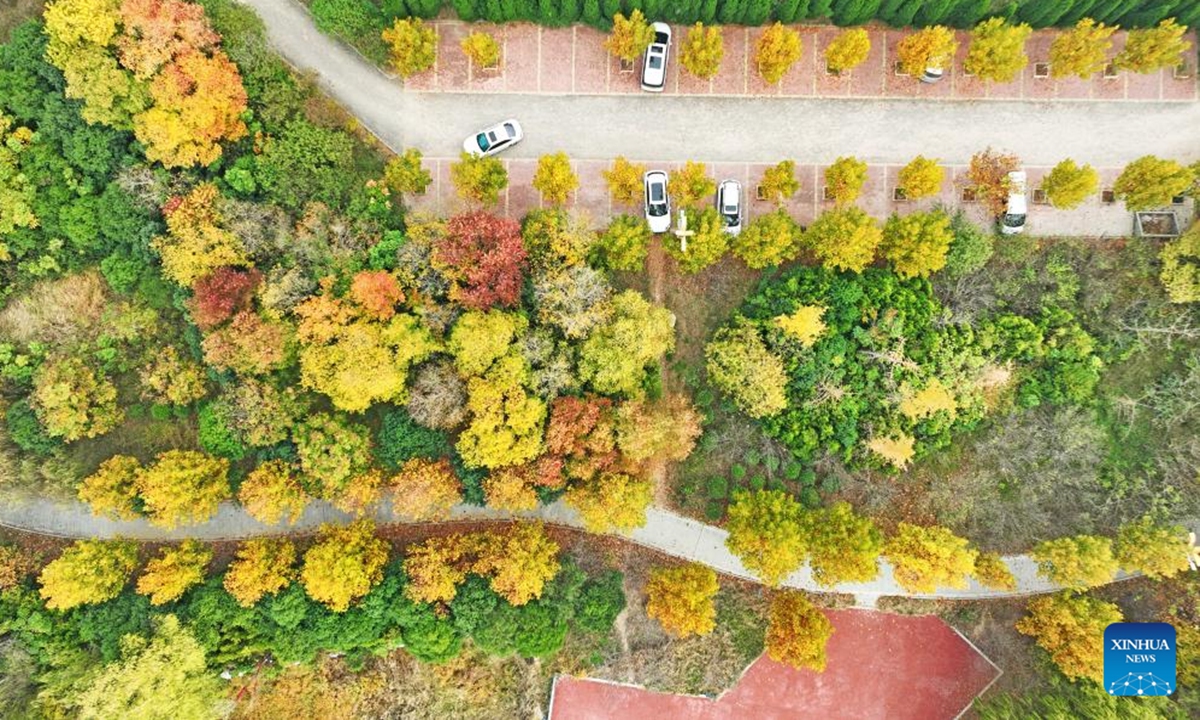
<box><xmin>408</xmin><ymin>156</ymin><xmax>1190</xmax><ymax>238</ymax></box>
<box><xmin>408</xmin><ymin>20</ymin><xmax>1198</xmax><ymax>103</ymax></box>
<box><xmin>548</xmin><ymin>611</ymin><xmax>1000</xmax><ymax>719</ymax></box>
<box><xmin>4</xmin><ymin>495</ymin><xmax>1195</xmax><ymax>601</ymax></box>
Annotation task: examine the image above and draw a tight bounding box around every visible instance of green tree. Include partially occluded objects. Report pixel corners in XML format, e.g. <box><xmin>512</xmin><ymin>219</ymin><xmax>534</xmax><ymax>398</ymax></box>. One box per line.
<box><xmin>1114</xmin><ymin>155</ymin><xmax>1194</xmax><ymax>211</ymax></box>
<box><xmin>766</xmin><ymin>591</ymin><xmax>833</xmax><ymax>671</ymax></box>
<box><xmin>1114</xmin><ymin>18</ymin><xmax>1191</xmax><ymax>74</ymax></box>
<box><xmin>824</xmin><ymin>156</ymin><xmax>868</xmax><ymax>206</ymax></box>
<box><xmin>1030</xmin><ymin>534</ymin><xmax>1118</xmax><ymax>590</ymax></box>
<box><xmin>1159</xmin><ymin>222</ymin><xmax>1200</xmax><ymax>303</ymax></box>
<box><xmin>382</xmin><ymin>18</ymin><xmax>438</xmax><ymax>78</ymax></box>
<box><xmin>1049</xmin><ymin>18</ymin><xmax>1115</xmax><ymax>79</ymax></box>
<box><xmin>725</xmin><ymin>489</ymin><xmax>808</xmax><ymax>586</ymax></box>
<box><xmin>578</xmin><ymin>290</ymin><xmax>675</xmax><ymax>396</ymax></box>
<box><xmin>805</xmin><ymin>207</ymin><xmax>881</xmax><ymax>273</ymax></box>
<box><xmin>806</xmin><ymin>502</ymin><xmax>881</xmax><ymax>586</ymax></box>
<box><xmin>76</xmin><ymin>615</ymin><xmax>226</xmax><ymax>720</ymax></box>
<box><xmin>605</xmin><ymin>10</ymin><xmax>654</xmax><ymax>62</ymax></box>
<box><xmin>755</xmin><ymin>23</ymin><xmax>802</xmax><ymax>84</ymax></box>
<box><xmin>1040</xmin><ymin>159</ymin><xmax>1098</xmax><ymax>209</ymax></box>
<box><xmin>645</xmin><ymin>563</ymin><xmax>719</xmax><ymax>637</ymax></box>
<box><xmin>663</xmin><ymin>206</ymin><xmax>727</xmax><ymax>273</ymax></box>
<box><xmin>595</xmin><ymin>215</ymin><xmax>651</xmax><ymax>272</ymax></box>
<box><xmin>824</xmin><ymin>27</ymin><xmax>870</xmax><ymax>74</ymax></box>
<box><xmin>1114</xmin><ymin>517</ymin><xmax>1190</xmax><ymax>580</ymax></box>
<box><xmin>38</xmin><ymin>539</ymin><xmax>138</xmax><ymax>611</ymax></box>
<box><xmin>136</xmin><ymin>541</ymin><xmax>212</xmax><ymax>606</ymax></box>
<box><xmin>451</xmin><ymin>151</ymin><xmax>509</xmax><ymax>206</ymax></box>
<box><xmin>881</xmin><ymin>210</ymin><xmax>953</xmax><ymax>279</ymax></box>
<box><xmin>603</xmin><ymin>156</ymin><xmax>647</xmax><ymax>206</ymax></box>
<box><xmin>757</xmin><ymin>160</ymin><xmax>801</xmax><ymax>205</ymax></box>
<box><xmin>680</xmin><ymin>23</ymin><xmax>724</xmax><ymax>79</ymax></box>
<box><xmin>732</xmin><ymin>208</ymin><xmax>801</xmax><ymax>268</ymax></box>
<box><xmin>532</xmin><ymin>152</ymin><xmax>578</xmax><ymax>206</ymax></box>
<box><xmin>301</xmin><ymin>519</ymin><xmax>390</xmax><ymax>612</ymax></box>
<box><xmin>883</xmin><ymin>523</ymin><xmax>978</xmax><ymax>593</ymax></box>
<box><xmin>668</xmin><ymin>160</ymin><xmax>716</xmax><ymax>208</ymax></box>
<box><xmin>705</xmin><ymin>322</ymin><xmax>789</xmax><ymax>418</ymax></box>
<box><xmin>896</xmin><ymin>155</ymin><xmax>944</xmax><ymax>200</ymax></box>
<box><xmin>897</xmin><ymin>25</ymin><xmax>958</xmax><ymax>77</ymax></box>
<box><xmin>1016</xmin><ymin>592</ymin><xmax>1122</xmax><ymax>683</ymax></box>
<box><xmin>964</xmin><ymin>18</ymin><xmax>1031</xmax><ymax>83</ymax></box>
<box><xmin>384</xmin><ymin>148</ymin><xmax>432</xmax><ymax>195</ymax></box>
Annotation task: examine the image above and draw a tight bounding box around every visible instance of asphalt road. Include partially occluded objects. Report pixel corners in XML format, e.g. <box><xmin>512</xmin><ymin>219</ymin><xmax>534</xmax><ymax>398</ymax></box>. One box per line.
<box><xmin>239</xmin><ymin>0</ymin><xmax>1200</xmax><ymax>166</ymax></box>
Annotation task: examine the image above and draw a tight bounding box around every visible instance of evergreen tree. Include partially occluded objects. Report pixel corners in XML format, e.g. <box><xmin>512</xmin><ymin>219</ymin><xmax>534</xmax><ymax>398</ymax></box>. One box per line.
<box><xmin>775</xmin><ymin>0</ymin><xmax>810</xmax><ymax>23</ymax></box>
<box><xmin>600</xmin><ymin>0</ymin><xmax>622</xmax><ymax>26</ymax></box>
<box><xmin>833</xmin><ymin>0</ymin><xmax>883</xmax><ymax>25</ymax></box>
<box><xmin>583</xmin><ymin>0</ymin><xmax>604</xmax><ymax>26</ymax></box>
<box><xmin>718</xmin><ymin>0</ymin><xmax>746</xmax><ymax>24</ymax></box>
<box><xmin>451</xmin><ymin>0</ymin><xmax>481</xmax><ymax>21</ymax></box>
<box><xmin>700</xmin><ymin>0</ymin><xmax>720</xmax><ymax>22</ymax></box>
<box><xmin>914</xmin><ymin>0</ymin><xmax>957</xmax><ymax>24</ymax></box>
<box><xmin>745</xmin><ymin>0</ymin><xmax>776</xmax><ymax>25</ymax></box>
<box><xmin>1059</xmin><ymin>0</ymin><xmax>1102</xmax><ymax>27</ymax></box>
<box><xmin>946</xmin><ymin>0</ymin><xmax>991</xmax><ymax>27</ymax></box>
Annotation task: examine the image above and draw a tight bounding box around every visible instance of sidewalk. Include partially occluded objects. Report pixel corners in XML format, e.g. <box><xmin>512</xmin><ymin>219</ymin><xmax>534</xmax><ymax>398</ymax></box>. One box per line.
<box><xmin>405</xmin><ymin>21</ymin><xmax>1198</xmax><ymax>103</ymax></box>
<box><xmin>407</xmin><ymin>157</ymin><xmax>1192</xmax><ymax>238</ymax></box>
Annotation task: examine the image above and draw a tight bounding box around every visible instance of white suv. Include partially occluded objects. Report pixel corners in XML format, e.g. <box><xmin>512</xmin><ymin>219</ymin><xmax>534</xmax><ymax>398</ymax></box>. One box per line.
<box><xmin>1000</xmin><ymin>170</ymin><xmax>1027</xmax><ymax>235</ymax></box>
<box><xmin>644</xmin><ymin>171</ymin><xmax>671</xmax><ymax>233</ymax></box>
<box><xmin>716</xmin><ymin>180</ymin><xmax>742</xmax><ymax>235</ymax></box>
<box><xmin>641</xmin><ymin>23</ymin><xmax>672</xmax><ymax>92</ymax></box>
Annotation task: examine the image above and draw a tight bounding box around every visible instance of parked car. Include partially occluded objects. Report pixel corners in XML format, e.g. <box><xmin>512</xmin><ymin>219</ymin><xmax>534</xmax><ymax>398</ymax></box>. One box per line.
<box><xmin>641</xmin><ymin>23</ymin><xmax>672</xmax><ymax>92</ymax></box>
<box><xmin>920</xmin><ymin>66</ymin><xmax>945</xmax><ymax>84</ymax></box>
<box><xmin>716</xmin><ymin>180</ymin><xmax>742</xmax><ymax>235</ymax></box>
<box><xmin>644</xmin><ymin>170</ymin><xmax>671</xmax><ymax>233</ymax></box>
<box><xmin>462</xmin><ymin>119</ymin><xmax>523</xmax><ymax>157</ymax></box>
<box><xmin>999</xmin><ymin>170</ymin><xmax>1028</xmax><ymax>235</ymax></box>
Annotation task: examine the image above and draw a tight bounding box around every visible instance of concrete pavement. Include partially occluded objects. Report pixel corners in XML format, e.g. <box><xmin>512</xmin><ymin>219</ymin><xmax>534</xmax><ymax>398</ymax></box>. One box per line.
<box><xmin>3</xmin><ymin>495</ymin><xmax>1193</xmax><ymax>602</ymax></box>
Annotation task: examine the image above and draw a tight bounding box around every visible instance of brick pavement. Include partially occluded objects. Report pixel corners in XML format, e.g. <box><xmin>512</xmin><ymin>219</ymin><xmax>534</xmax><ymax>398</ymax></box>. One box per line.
<box><xmin>407</xmin><ymin>157</ymin><xmax>1188</xmax><ymax>238</ymax></box>
<box><xmin>404</xmin><ymin>21</ymin><xmax>1198</xmax><ymax>103</ymax></box>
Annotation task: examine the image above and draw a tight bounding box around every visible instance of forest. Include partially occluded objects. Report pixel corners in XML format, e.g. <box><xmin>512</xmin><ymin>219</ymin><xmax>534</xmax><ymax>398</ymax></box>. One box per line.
<box><xmin>0</xmin><ymin>0</ymin><xmax>1198</xmax><ymax>716</ymax></box>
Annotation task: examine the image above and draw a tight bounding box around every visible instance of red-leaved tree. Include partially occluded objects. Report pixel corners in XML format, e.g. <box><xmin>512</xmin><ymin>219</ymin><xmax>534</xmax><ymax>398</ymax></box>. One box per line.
<box><xmin>544</xmin><ymin>395</ymin><xmax>619</xmax><ymax>482</ymax></box>
<box><xmin>191</xmin><ymin>267</ymin><xmax>261</xmax><ymax>330</ymax></box>
<box><xmin>433</xmin><ymin>211</ymin><xmax>527</xmax><ymax>310</ymax></box>
<box><xmin>349</xmin><ymin>270</ymin><xmax>404</xmax><ymax>320</ymax></box>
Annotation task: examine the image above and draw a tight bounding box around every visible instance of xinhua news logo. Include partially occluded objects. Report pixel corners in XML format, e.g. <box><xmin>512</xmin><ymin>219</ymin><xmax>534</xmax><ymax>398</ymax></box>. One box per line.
<box><xmin>1104</xmin><ymin>622</ymin><xmax>1176</xmax><ymax>697</ymax></box>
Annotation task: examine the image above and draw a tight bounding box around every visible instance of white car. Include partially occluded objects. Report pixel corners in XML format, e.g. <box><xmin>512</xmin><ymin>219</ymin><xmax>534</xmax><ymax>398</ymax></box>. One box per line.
<box><xmin>644</xmin><ymin>171</ymin><xmax>671</xmax><ymax>233</ymax></box>
<box><xmin>1000</xmin><ymin>170</ymin><xmax>1027</xmax><ymax>235</ymax></box>
<box><xmin>716</xmin><ymin>180</ymin><xmax>742</xmax><ymax>235</ymax></box>
<box><xmin>462</xmin><ymin>119</ymin><xmax>523</xmax><ymax>157</ymax></box>
<box><xmin>640</xmin><ymin>23</ymin><xmax>672</xmax><ymax>92</ymax></box>
<box><xmin>920</xmin><ymin>66</ymin><xmax>945</xmax><ymax>84</ymax></box>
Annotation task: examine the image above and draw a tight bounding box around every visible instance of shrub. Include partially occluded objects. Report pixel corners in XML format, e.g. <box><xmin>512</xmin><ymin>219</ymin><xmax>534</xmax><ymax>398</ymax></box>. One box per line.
<box><xmin>375</xmin><ymin>407</ymin><xmax>452</xmax><ymax>470</ymax></box>
<box><xmin>312</xmin><ymin>0</ymin><xmax>383</xmax><ymax>44</ymax></box>
<box><xmin>575</xmin><ymin>571</ymin><xmax>626</xmax><ymax>633</ymax></box>
<box><xmin>197</xmin><ymin>400</ymin><xmax>247</xmax><ymax>461</ymax></box>
<box><xmin>5</xmin><ymin>400</ymin><xmax>59</xmax><ymax>455</ymax></box>
<box><xmin>943</xmin><ymin>210</ymin><xmax>993</xmax><ymax>277</ymax></box>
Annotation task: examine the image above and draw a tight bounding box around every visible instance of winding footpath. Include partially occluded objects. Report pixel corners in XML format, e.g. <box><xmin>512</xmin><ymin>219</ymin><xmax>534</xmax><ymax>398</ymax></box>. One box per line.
<box><xmin>2</xmin><ymin>495</ymin><xmax>1195</xmax><ymax>603</ymax></box>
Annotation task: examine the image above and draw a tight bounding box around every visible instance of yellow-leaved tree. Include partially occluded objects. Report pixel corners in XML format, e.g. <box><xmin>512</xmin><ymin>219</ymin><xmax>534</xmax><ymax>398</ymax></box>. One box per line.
<box><xmin>775</xmin><ymin>305</ymin><xmax>827</xmax><ymax>348</ymax></box>
<box><xmin>38</xmin><ymin>539</ymin><xmax>138</xmax><ymax>611</ymax></box>
<box><xmin>1017</xmin><ymin>592</ymin><xmax>1122</xmax><ymax>682</ymax></box>
<box><xmin>564</xmin><ymin>472</ymin><xmax>654</xmax><ymax>533</ymax></box>
<box><xmin>725</xmin><ymin>489</ymin><xmax>808</xmax><ymax>586</ymax></box>
<box><xmin>78</xmin><ymin>455</ymin><xmax>142</xmax><ymax>520</ymax></box>
<box><xmin>766</xmin><ymin>591</ymin><xmax>834</xmax><ymax>671</ymax></box>
<box><xmin>300</xmin><ymin>519</ymin><xmax>390</xmax><ymax>612</ymax></box>
<box><xmin>390</xmin><ymin>458</ymin><xmax>463</xmax><ymax>520</ymax></box>
<box><xmin>223</xmin><ymin>538</ymin><xmax>297</xmax><ymax>607</ymax></box>
<box><xmin>645</xmin><ymin>563</ymin><xmax>719</xmax><ymax>637</ymax></box>
<box><xmin>136</xmin><ymin>450</ymin><xmax>230</xmax><ymax>529</ymax></box>
<box><xmin>883</xmin><ymin>523</ymin><xmax>978</xmax><ymax>593</ymax></box>
<box><xmin>136</xmin><ymin>540</ymin><xmax>212</xmax><ymax>605</ymax></box>
<box><xmin>476</xmin><ymin>522</ymin><xmax>561</xmax><ymax>605</ymax></box>
<box><xmin>238</xmin><ymin>460</ymin><xmax>310</xmax><ymax>526</ymax></box>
